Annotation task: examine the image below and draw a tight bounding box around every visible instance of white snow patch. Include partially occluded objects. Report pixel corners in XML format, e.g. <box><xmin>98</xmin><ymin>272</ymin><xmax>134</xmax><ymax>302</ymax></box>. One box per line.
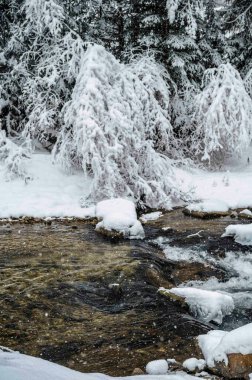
<box><xmin>167</xmin><ymin>288</ymin><xmax>234</xmax><ymax>324</ymax></box>
<box><xmin>240</xmin><ymin>209</ymin><xmax>252</xmax><ymax>216</ymax></box>
<box><xmin>95</xmin><ymin>198</ymin><xmax>144</xmax><ymax>239</ymax></box>
<box><xmin>222</xmin><ymin>224</ymin><xmax>252</xmax><ymax>245</ymax></box>
<box><xmin>186</xmin><ymin>200</ymin><xmax>229</xmax><ymax>213</ymax></box>
<box><xmin>0</xmin><ymin>152</ymin><xmax>93</xmax><ymax>219</ymax></box>
<box><xmin>174</xmin><ymin>149</ymin><xmax>252</xmax><ymax>210</ymax></box>
<box><xmin>198</xmin><ymin>323</ymin><xmax>252</xmax><ymax>367</ymax></box>
<box><xmin>0</xmin><ymin>349</ymin><xmax>202</xmax><ymax>380</ymax></box>
<box><xmin>183</xmin><ymin>358</ymin><xmax>206</xmax><ymax>372</ymax></box>
<box><xmin>146</xmin><ymin>359</ymin><xmax>168</xmax><ymax>375</ymax></box>
<box><xmin>140</xmin><ymin>211</ymin><xmax>163</xmax><ymax>222</ymax></box>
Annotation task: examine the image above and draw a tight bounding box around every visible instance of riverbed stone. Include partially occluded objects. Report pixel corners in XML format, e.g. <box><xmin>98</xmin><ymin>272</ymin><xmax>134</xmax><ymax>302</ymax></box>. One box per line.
<box><xmin>211</xmin><ymin>353</ymin><xmax>252</xmax><ymax>379</ymax></box>
<box><xmin>183</xmin><ymin>208</ymin><xmax>230</xmax><ymax>219</ymax></box>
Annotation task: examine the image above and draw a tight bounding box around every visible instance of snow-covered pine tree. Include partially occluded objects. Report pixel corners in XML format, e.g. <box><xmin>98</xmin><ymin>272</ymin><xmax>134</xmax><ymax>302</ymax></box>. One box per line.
<box><xmin>198</xmin><ymin>1</ymin><xmax>225</xmax><ymax>69</ymax></box>
<box><xmin>165</xmin><ymin>0</ymin><xmax>206</xmax><ymax>133</ymax></box>
<box><xmin>224</xmin><ymin>0</ymin><xmax>252</xmax><ymax>75</ymax></box>
<box><xmin>191</xmin><ymin>63</ymin><xmax>252</xmax><ymax>165</ymax></box>
<box><xmin>244</xmin><ymin>68</ymin><xmax>252</xmax><ymax>98</ymax></box>
<box><xmin>0</xmin><ymin>0</ymin><xmax>84</xmax><ymax>148</ymax></box>
<box><xmin>54</xmin><ymin>44</ymin><xmax>184</xmax><ymax>209</ymax></box>
<box><xmin>129</xmin><ymin>0</ymin><xmax>167</xmax><ymax>53</ymax></box>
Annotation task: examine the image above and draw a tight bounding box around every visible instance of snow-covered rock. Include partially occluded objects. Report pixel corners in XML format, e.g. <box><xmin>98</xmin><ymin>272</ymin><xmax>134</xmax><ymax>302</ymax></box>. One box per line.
<box><xmin>95</xmin><ymin>198</ymin><xmax>145</xmax><ymax>239</ymax></box>
<box><xmin>140</xmin><ymin>211</ymin><xmax>163</xmax><ymax>223</ymax></box>
<box><xmin>145</xmin><ymin>359</ymin><xmax>168</xmax><ymax>375</ymax></box>
<box><xmin>222</xmin><ymin>224</ymin><xmax>252</xmax><ymax>245</ymax></box>
<box><xmin>198</xmin><ymin>323</ymin><xmax>252</xmax><ymax>367</ymax></box>
<box><xmin>240</xmin><ymin>209</ymin><xmax>252</xmax><ymax>216</ymax></box>
<box><xmin>168</xmin><ymin>287</ymin><xmax>234</xmax><ymax>324</ymax></box>
<box><xmin>183</xmin><ymin>358</ymin><xmax>206</xmax><ymax>372</ymax></box>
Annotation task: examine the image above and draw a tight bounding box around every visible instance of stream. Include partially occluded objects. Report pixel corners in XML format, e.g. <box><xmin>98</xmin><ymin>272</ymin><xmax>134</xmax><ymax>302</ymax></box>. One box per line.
<box><xmin>0</xmin><ymin>209</ymin><xmax>251</xmax><ymax>376</ymax></box>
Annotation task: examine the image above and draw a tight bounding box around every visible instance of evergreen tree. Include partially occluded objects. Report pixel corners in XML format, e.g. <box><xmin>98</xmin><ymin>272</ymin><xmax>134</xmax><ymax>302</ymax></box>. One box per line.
<box><xmin>225</xmin><ymin>0</ymin><xmax>252</xmax><ymax>75</ymax></box>
<box><xmin>0</xmin><ymin>0</ymin><xmax>84</xmax><ymax>147</ymax></box>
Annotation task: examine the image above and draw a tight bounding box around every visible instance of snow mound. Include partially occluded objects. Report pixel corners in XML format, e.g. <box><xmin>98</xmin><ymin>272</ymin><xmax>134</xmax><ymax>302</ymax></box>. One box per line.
<box><xmin>0</xmin><ymin>349</ymin><xmax>202</xmax><ymax>380</ymax></box>
<box><xmin>222</xmin><ymin>224</ymin><xmax>252</xmax><ymax>245</ymax></box>
<box><xmin>186</xmin><ymin>200</ymin><xmax>229</xmax><ymax>213</ymax></box>
<box><xmin>146</xmin><ymin>359</ymin><xmax>168</xmax><ymax>375</ymax></box>
<box><xmin>169</xmin><ymin>287</ymin><xmax>234</xmax><ymax>324</ymax></box>
<box><xmin>140</xmin><ymin>211</ymin><xmax>163</xmax><ymax>222</ymax></box>
<box><xmin>183</xmin><ymin>358</ymin><xmax>206</xmax><ymax>372</ymax></box>
<box><xmin>95</xmin><ymin>198</ymin><xmax>145</xmax><ymax>239</ymax></box>
<box><xmin>198</xmin><ymin>323</ymin><xmax>252</xmax><ymax>367</ymax></box>
<box><xmin>240</xmin><ymin>209</ymin><xmax>252</xmax><ymax>216</ymax></box>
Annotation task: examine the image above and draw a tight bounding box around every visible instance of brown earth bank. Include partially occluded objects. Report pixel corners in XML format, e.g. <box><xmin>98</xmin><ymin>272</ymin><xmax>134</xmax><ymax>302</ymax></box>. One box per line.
<box><xmin>0</xmin><ymin>208</ymin><xmax>251</xmax><ymax>376</ymax></box>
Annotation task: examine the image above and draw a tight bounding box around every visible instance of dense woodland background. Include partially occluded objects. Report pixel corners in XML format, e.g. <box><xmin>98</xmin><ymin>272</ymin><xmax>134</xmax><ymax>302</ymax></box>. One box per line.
<box><xmin>0</xmin><ymin>0</ymin><xmax>252</xmax><ymax>208</ymax></box>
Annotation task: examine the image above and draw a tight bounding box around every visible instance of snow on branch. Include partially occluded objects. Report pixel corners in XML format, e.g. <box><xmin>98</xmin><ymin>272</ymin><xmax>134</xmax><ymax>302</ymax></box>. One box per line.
<box><xmin>191</xmin><ymin>63</ymin><xmax>252</xmax><ymax>165</ymax></box>
<box><xmin>244</xmin><ymin>68</ymin><xmax>252</xmax><ymax>98</ymax></box>
<box><xmin>54</xmin><ymin>45</ymin><xmax>186</xmax><ymax>209</ymax></box>
<box><xmin>0</xmin><ymin>131</ymin><xmax>31</xmax><ymax>181</ymax></box>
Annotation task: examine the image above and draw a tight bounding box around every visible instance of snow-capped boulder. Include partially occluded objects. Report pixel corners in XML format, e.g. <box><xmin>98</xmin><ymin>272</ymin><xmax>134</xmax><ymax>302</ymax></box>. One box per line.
<box><xmin>222</xmin><ymin>224</ymin><xmax>252</xmax><ymax>245</ymax></box>
<box><xmin>95</xmin><ymin>198</ymin><xmax>145</xmax><ymax>239</ymax></box>
<box><xmin>198</xmin><ymin>323</ymin><xmax>252</xmax><ymax>378</ymax></box>
<box><xmin>161</xmin><ymin>287</ymin><xmax>234</xmax><ymax>324</ymax></box>
<box><xmin>145</xmin><ymin>359</ymin><xmax>168</xmax><ymax>375</ymax></box>
<box><xmin>184</xmin><ymin>200</ymin><xmax>229</xmax><ymax>219</ymax></box>
<box><xmin>183</xmin><ymin>358</ymin><xmax>206</xmax><ymax>373</ymax></box>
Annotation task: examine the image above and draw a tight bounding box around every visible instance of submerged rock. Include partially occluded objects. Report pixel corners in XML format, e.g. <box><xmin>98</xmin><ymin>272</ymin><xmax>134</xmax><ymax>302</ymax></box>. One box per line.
<box><xmin>183</xmin><ymin>208</ymin><xmax>230</xmax><ymax>219</ymax></box>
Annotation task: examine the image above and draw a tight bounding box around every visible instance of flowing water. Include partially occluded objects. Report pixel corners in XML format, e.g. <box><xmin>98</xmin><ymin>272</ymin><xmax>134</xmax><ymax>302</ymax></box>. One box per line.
<box><xmin>0</xmin><ymin>210</ymin><xmax>251</xmax><ymax>375</ymax></box>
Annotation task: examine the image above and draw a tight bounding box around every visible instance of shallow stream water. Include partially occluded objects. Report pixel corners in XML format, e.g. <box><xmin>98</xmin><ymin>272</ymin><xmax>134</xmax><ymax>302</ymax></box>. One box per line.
<box><xmin>0</xmin><ymin>210</ymin><xmax>251</xmax><ymax>375</ymax></box>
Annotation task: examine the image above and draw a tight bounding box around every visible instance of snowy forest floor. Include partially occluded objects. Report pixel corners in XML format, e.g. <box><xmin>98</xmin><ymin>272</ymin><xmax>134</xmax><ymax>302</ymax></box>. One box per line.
<box><xmin>1</xmin><ymin>150</ymin><xmax>252</xmax><ymax>219</ymax></box>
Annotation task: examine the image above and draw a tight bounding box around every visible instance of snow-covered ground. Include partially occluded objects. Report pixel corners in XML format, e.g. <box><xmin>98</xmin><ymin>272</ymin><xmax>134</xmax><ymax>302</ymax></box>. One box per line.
<box><xmin>1</xmin><ymin>149</ymin><xmax>252</xmax><ymax>219</ymax></box>
<box><xmin>0</xmin><ymin>349</ymin><xmax>203</xmax><ymax>380</ymax></box>
<box><xmin>176</xmin><ymin>147</ymin><xmax>252</xmax><ymax>210</ymax></box>
<box><xmin>0</xmin><ymin>152</ymin><xmax>92</xmax><ymax>219</ymax></box>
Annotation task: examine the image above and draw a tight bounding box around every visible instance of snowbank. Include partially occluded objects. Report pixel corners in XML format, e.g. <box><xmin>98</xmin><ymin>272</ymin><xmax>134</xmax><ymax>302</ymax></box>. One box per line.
<box><xmin>186</xmin><ymin>200</ymin><xmax>229</xmax><ymax>213</ymax></box>
<box><xmin>2</xmin><ymin>147</ymin><xmax>252</xmax><ymax>220</ymax></box>
<box><xmin>222</xmin><ymin>224</ymin><xmax>252</xmax><ymax>245</ymax></box>
<box><xmin>174</xmin><ymin>150</ymin><xmax>252</xmax><ymax>210</ymax></box>
<box><xmin>198</xmin><ymin>323</ymin><xmax>252</xmax><ymax>367</ymax></box>
<box><xmin>240</xmin><ymin>209</ymin><xmax>252</xmax><ymax>216</ymax></box>
<box><xmin>168</xmin><ymin>288</ymin><xmax>234</xmax><ymax>324</ymax></box>
<box><xmin>0</xmin><ymin>153</ymin><xmax>93</xmax><ymax>219</ymax></box>
<box><xmin>0</xmin><ymin>349</ymin><xmax>203</xmax><ymax>380</ymax></box>
<box><xmin>95</xmin><ymin>198</ymin><xmax>145</xmax><ymax>239</ymax></box>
